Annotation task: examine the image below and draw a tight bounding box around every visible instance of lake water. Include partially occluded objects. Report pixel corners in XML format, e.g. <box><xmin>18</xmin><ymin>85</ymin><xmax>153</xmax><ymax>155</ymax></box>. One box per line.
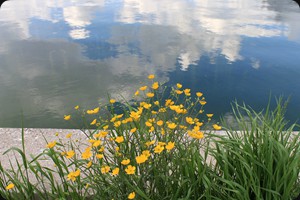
<box><xmin>0</xmin><ymin>0</ymin><xmax>300</xmax><ymax>128</ymax></box>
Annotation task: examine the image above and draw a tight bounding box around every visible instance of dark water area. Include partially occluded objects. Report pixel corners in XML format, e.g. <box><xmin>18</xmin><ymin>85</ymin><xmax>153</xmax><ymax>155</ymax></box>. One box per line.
<box><xmin>0</xmin><ymin>0</ymin><xmax>300</xmax><ymax>128</ymax></box>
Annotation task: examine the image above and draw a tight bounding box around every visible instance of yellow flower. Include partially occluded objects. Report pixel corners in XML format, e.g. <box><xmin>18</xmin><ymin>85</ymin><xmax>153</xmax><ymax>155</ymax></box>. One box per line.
<box><xmin>145</xmin><ymin>121</ymin><xmax>152</xmax><ymax>127</ymax></box>
<box><xmin>64</xmin><ymin>115</ymin><xmax>71</xmax><ymax>121</ymax></box>
<box><xmin>167</xmin><ymin>122</ymin><xmax>177</xmax><ymax>129</ymax></box>
<box><xmin>87</xmin><ymin>107</ymin><xmax>100</xmax><ymax>114</ymax></box>
<box><xmin>125</xmin><ymin>165</ymin><xmax>136</xmax><ymax>175</ymax></box>
<box><xmin>117</xmin><ymin>114</ymin><xmax>123</xmax><ymax>119</ymax></box>
<box><xmin>146</xmin><ymin>92</ymin><xmax>154</xmax><ymax>98</ymax></box>
<box><xmin>148</xmin><ymin>74</ymin><xmax>155</xmax><ymax>79</ymax></box>
<box><xmin>99</xmin><ymin>146</ymin><xmax>105</xmax><ymax>152</ymax></box>
<box><xmin>86</xmin><ymin>161</ymin><xmax>92</xmax><ymax>168</ymax></box>
<box><xmin>154</xmin><ymin>101</ymin><xmax>159</xmax><ymax>105</ymax></box>
<box><xmin>93</xmin><ymin>140</ymin><xmax>102</xmax><ymax>147</ymax></box>
<box><xmin>114</xmin><ymin>121</ymin><xmax>121</xmax><ymax>128</ymax></box>
<box><xmin>196</xmin><ymin>92</ymin><xmax>203</xmax><ymax>97</ymax></box>
<box><xmin>66</xmin><ymin>150</ymin><xmax>75</xmax><ymax>159</ymax></box>
<box><xmin>206</xmin><ymin>114</ymin><xmax>213</xmax><ymax>118</ymax></box>
<box><xmin>213</xmin><ymin>124</ymin><xmax>222</xmax><ymax>130</ymax></box>
<box><xmin>130</xmin><ymin>127</ymin><xmax>137</xmax><ymax>133</ymax></box>
<box><xmin>110</xmin><ymin>99</ymin><xmax>116</xmax><ymax>104</ymax></box>
<box><xmin>186</xmin><ymin>117</ymin><xmax>194</xmax><ymax>125</ymax></box>
<box><xmin>55</xmin><ymin>132</ymin><xmax>59</xmax><ymax>136</ymax></box>
<box><xmin>175</xmin><ymin>90</ymin><xmax>183</xmax><ymax>94</ymax></box>
<box><xmin>165</xmin><ymin>99</ymin><xmax>174</xmax><ymax>107</ymax></box>
<box><xmin>101</xmin><ymin>166</ymin><xmax>110</xmax><ymax>174</ymax></box>
<box><xmin>176</xmin><ymin>83</ymin><xmax>182</xmax><ymax>89</ymax></box>
<box><xmin>90</xmin><ymin>119</ymin><xmax>97</xmax><ymax>125</ymax></box>
<box><xmin>199</xmin><ymin>100</ymin><xmax>207</xmax><ymax>105</ymax></box>
<box><xmin>103</xmin><ymin>125</ymin><xmax>109</xmax><ymax>130</ymax></box>
<box><xmin>74</xmin><ymin>105</ymin><xmax>79</xmax><ymax>110</ymax></box>
<box><xmin>134</xmin><ymin>90</ymin><xmax>139</xmax><ymax>96</ymax></box>
<box><xmin>184</xmin><ymin>89</ymin><xmax>191</xmax><ymax>96</ymax></box>
<box><xmin>96</xmin><ymin>154</ymin><xmax>104</xmax><ymax>159</ymax></box>
<box><xmin>5</xmin><ymin>183</ymin><xmax>14</xmax><ymax>190</ymax></box>
<box><xmin>187</xmin><ymin>130</ymin><xmax>204</xmax><ymax>139</ymax></box>
<box><xmin>66</xmin><ymin>133</ymin><xmax>72</xmax><ymax>138</ymax></box>
<box><xmin>136</xmin><ymin>154</ymin><xmax>148</xmax><ymax>164</ymax></box>
<box><xmin>156</xmin><ymin>120</ymin><xmax>164</xmax><ymax>126</ymax></box>
<box><xmin>139</xmin><ymin>86</ymin><xmax>147</xmax><ymax>91</ymax></box>
<box><xmin>95</xmin><ymin>131</ymin><xmax>108</xmax><ymax>138</ymax></box>
<box><xmin>115</xmin><ymin>136</ymin><xmax>124</xmax><ymax>143</ymax></box>
<box><xmin>121</xmin><ymin>159</ymin><xmax>130</xmax><ymax>165</ymax></box>
<box><xmin>166</xmin><ymin>142</ymin><xmax>175</xmax><ymax>151</ymax></box>
<box><xmin>128</xmin><ymin>192</ymin><xmax>136</xmax><ymax>199</ymax></box>
<box><xmin>67</xmin><ymin>169</ymin><xmax>80</xmax><ymax>181</ymax></box>
<box><xmin>145</xmin><ymin>140</ymin><xmax>155</xmax><ymax>147</ymax></box>
<box><xmin>82</xmin><ymin>147</ymin><xmax>92</xmax><ymax>159</ymax></box>
<box><xmin>112</xmin><ymin>167</ymin><xmax>120</xmax><ymax>176</ymax></box>
<box><xmin>152</xmin><ymin>82</ymin><xmax>159</xmax><ymax>90</ymax></box>
<box><xmin>46</xmin><ymin>141</ymin><xmax>57</xmax><ymax>149</ymax></box>
<box><xmin>154</xmin><ymin>145</ymin><xmax>164</xmax><ymax>154</ymax></box>
<box><xmin>142</xmin><ymin>150</ymin><xmax>150</xmax><ymax>157</ymax></box>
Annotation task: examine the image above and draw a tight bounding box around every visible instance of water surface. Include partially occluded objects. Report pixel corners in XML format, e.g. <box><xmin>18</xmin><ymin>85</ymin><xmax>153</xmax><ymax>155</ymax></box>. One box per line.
<box><xmin>0</xmin><ymin>0</ymin><xmax>300</xmax><ymax>128</ymax></box>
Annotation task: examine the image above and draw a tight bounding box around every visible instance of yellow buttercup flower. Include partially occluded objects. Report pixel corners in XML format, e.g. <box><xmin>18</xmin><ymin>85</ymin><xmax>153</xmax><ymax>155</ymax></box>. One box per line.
<box><xmin>130</xmin><ymin>127</ymin><xmax>137</xmax><ymax>133</ymax></box>
<box><xmin>148</xmin><ymin>74</ymin><xmax>155</xmax><ymax>79</ymax></box>
<box><xmin>96</xmin><ymin>154</ymin><xmax>104</xmax><ymax>159</ymax></box>
<box><xmin>187</xmin><ymin>130</ymin><xmax>204</xmax><ymax>139</ymax></box>
<box><xmin>196</xmin><ymin>92</ymin><xmax>203</xmax><ymax>97</ymax></box>
<box><xmin>64</xmin><ymin>115</ymin><xmax>71</xmax><ymax>121</ymax></box>
<box><xmin>184</xmin><ymin>89</ymin><xmax>191</xmax><ymax>96</ymax></box>
<box><xmin>154</xmin><ymin>101</ymin><xmax>159</xmax><ymax>105</ymax></box>
<box><xmin>67</xmin><ymin>169</ymin><xmax>80</xmax><ymax>182</ymax></box>
<box><xmin>66</xmin><ymin>133</ymin><xmax>72</xmax><ymax>138</ymax></box>
<box><xmin>103</xmin><ymin>125</ymin><xmax>109</xmax><ymax>130</ymax></box>
<box><xmin>110</xmin><ymin>99</ymin><xmax>116</xmax><ymax>104</ymax></box>
<box><xmin>154</xmin><ymin>145</ymin><xmax>164</xmax><ymax>154</ymax></box>
<box><xmin>142</xmin><ymin>150</ymin><xmax>151</xmax><ymax>158</ymax></box>
<box><xmin>82</xmin><ymin>147</ymin><xmax>92</xmax><ymax>159</ymax></box>
<box><xmin>90</xmin><ymin>119</ymin><xmax>97</xmax><ymax>125</ymax></box>
<box><xmin>101</xmin><ymin>166</ymin><xmax>110</xmax><ymax>174</ymax></box>
<box><xmin>114</xmin><ymin>121</ymin><xmax>121</xmax><ymax>128</ymax></box>
<box><xmin>115</xmin><ymin>136</ymin><xmax>124</xmax><ymax>143</ymax></box>
<box><xmin>145</xmin><ymin>121</ymin><xmax>152</xmax><ymax>127</ymax></box>
<box><xmin>206</xmin><ymin>114</ymin><xmax>213</xmax><ymax>118</ymax></box>
<box><xmin>46</xmin><ymin>141</ymin><xmax>57</xmax><ymax>149</ymax></box>
<box><xmin>87</xmin><ymin>107</ymin><xmax>100</xmax><ymax>114</ymax></box>
<box><xmin>121</xmin><ymin>159</ymin><xmax>130</xmax><ymax>165</ymax></box>
<box><xmin>176</xmin><ymin>83</ymin><xmax>182</xmax><ymax>89</ymax></box>
<box><xmin>128</xmin><ymin>192</ymin><xmax>136</xmax><ymax>199</ymax></box>
<box><xmin>145</xmin><ymin>140</ymin><xmax>155</xmax><ymax>147</ymax></box>
<box><xmin>213</xmin><ymin>124</ymin><xmax>222</xmax><ymax>130</ymax></box>
<box><xmin>199</xmin><ymin>100</ymin><xmax>207</xmax><ymax>105</ymax></box>
<box><xmin>166</xmin><ymin>142</ymin><xmax>175</xmax><ymax>151</ymax></box>
<box><xmin>175</xmin><ymin>90</ymin><xmax>183</xmax><ymax>94</ymax></box>
<box><xmin>5</xmin><ymin>183</ymin><xmax>14</xmax><ymax>190</ymax></box>
<box><xmin>74</xmin><ymin>105</ymin><xmax>79</xmax><ymax>110</ymax></box>
<box><xmin>167</xmin><ymin>122</ymin><xmax>177</xmax><ymax>129</ymax></box>
<box><xmin>112</xmin><ymin>167</ymin><xmax>120</xmax><ymax>176</ymax></box>
<box><xmin>146</xmin><ymin>92</ymin><xmax>154</xmax><ymax>98</ymax></box>
<box><xmin>125</xmin><ymin>165</ymin><xmax>136</xmax><ymax>175</ymax></box>
<box><xmin>136</xmin><ymin>154</ymin><xmax>148</xmax><ymax>164</ymax></box>
<box><xmin>139</xmin><ymin>86</ymin><xmax>147</xmax><ymax>91</ymax></box>
<box><xmin>156</xmin><ymin>120</ymin><xmax>164</xmax><ymax>126</ymax></box>
<box><xmin>152</xmin><ymin>82</ymin><xmax>159</xmax><ymax>90</ymax></box>
<box><xmin>93</xmin><ymin>140</ymin><xmax>102</xmax><ymax>147</ymax></box>
<box><xmin>186</xmin><ymin>117</ymin><xmax>194</xmax><ymax>125</ymax></box>
<box><xmin>134</xmin><ymin>90</ymin><xmax>139</xmax><ymax>96</ymax></box>
<box><xmin>66</xmin><ymin>150</ymin><xmax>75</xmax><ymax>159</ymax></box>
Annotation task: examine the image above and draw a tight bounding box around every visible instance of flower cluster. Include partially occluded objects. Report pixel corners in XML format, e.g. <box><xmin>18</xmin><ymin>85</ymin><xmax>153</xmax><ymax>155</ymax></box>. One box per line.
<box><xmin>44</xmin><ymin>74</ymin><xmax>222</xmax><ymax>199</ymax></box>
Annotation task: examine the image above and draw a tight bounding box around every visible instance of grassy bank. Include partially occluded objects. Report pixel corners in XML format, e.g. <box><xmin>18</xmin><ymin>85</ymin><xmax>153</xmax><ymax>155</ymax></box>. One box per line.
<box><xmin>0</xmin><ymin>75</ymin><xmax>299</xmax><ymax>200</ymax></box>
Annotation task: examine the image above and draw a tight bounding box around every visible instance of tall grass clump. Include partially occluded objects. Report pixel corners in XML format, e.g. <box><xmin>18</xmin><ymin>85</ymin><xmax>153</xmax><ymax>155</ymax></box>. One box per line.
<box><xmin>208</xmin><ymin>99</ymin><xmax>300</xmax><ymax>200</ymax></box>
<box><xmin>0</xmin><ymin>75</ymin><xmax>219</xmax><ymax>200</ymax></box>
